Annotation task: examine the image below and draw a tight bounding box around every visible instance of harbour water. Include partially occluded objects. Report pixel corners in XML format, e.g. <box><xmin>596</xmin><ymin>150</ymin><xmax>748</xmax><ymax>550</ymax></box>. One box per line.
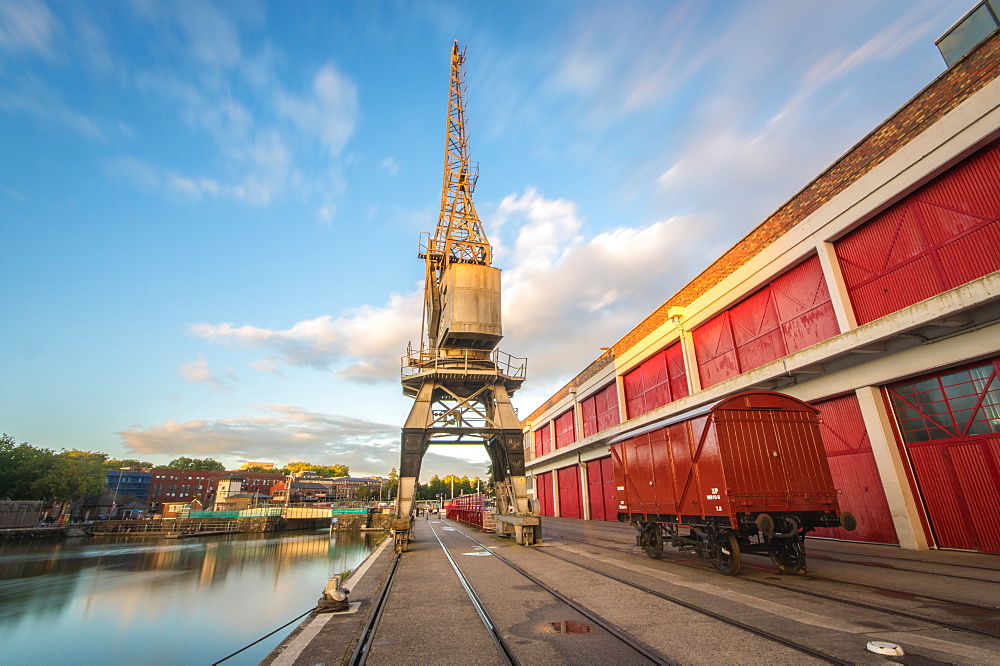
<box><xmin>0</xmin><ymin>529</ymin><xmax>379</xmax><ymax>665</ymax></box>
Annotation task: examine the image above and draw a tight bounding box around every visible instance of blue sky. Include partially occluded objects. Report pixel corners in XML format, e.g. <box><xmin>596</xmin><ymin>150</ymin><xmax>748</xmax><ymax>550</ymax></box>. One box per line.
<box><xmin>1</xmin><ymin>0</ymin><xmax>965</xmax><ymax>479</ymax></box>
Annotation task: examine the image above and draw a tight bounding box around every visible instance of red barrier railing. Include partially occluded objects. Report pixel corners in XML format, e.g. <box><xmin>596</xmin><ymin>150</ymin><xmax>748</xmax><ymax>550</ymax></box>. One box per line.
<box><xmin>445</xmin><ymin>493</ymin><xmax>495</xmax><ymax>532</ymax></box>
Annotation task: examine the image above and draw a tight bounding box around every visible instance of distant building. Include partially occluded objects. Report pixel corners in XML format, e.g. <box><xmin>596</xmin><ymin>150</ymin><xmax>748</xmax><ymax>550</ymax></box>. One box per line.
<box><xmin>327</xmin><ymin>476</ymin><xmax>384</xmax><ymax>500</ymax></box>
<box><xmin>270</xmin><ymin>480</ymin><xmax>332</xmax><ymax>503</ymax></box>
<box><xmin>146</xmin><ymin>469</ymin><xmax>282</xmax><ymax>511</ymax></box>
<box><xmin>106</xmin><ymin>469</ymin><xmax>152</xmax><ymax>502</ymax></box>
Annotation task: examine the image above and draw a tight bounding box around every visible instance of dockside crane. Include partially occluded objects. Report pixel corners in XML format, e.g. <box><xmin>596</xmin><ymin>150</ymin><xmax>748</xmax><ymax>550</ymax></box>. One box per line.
<box><xmin>391</xmin><ymin>42</ymin><xmax>539</xmax><ymax>552</ymax></box>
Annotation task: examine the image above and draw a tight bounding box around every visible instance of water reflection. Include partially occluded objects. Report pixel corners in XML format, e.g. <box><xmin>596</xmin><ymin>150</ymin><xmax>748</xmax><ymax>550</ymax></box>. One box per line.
<box><xmin>0</xmin><ymin>530</ymin><xmax>378</xmax><ymax>665</ymax></box>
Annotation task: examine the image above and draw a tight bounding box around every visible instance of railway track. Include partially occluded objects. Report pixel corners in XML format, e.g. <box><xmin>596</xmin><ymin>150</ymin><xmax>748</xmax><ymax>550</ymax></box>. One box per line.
<box><xmin>350</xmin><ymin>520</ymin><xmax>671</xmax><ymax>665</ymax></box>
<box><xmin>540</xmin><ymin>524</ymin><xmax>1000</xmax><ymax>644</ymax></box>
<box><xmin>449</xmin><ymin>525</ymin><xmax>845</xmax><ymax>665</ymax></box>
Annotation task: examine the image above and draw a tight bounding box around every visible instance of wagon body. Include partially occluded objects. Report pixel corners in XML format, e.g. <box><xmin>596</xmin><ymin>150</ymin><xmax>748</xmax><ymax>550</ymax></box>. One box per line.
<box><xmin>611</xmin><ymin>391</ymin><xmax>853</xmax><ymax>575</ymax></box>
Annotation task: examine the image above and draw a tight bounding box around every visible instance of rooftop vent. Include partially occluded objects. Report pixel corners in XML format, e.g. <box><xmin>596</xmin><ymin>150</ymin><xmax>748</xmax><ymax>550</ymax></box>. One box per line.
<box><xmin>936</xmin><ymin>0</ymin><xmax>1000</xmax><ymax>66</ymax></box>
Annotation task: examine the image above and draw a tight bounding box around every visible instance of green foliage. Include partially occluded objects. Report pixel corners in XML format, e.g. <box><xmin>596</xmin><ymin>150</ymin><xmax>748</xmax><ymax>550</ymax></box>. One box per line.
<box><xmin>32</xmin><ymin>449</ymin><xmax>108</xmax><ymax>501</ymax></box>
<box><xmin>104</xmin><ymin>458</ymin><xmax>153</xmax><ymax>469</ymax></box>
<box><xmin>240</xmin><ymin>466</ymin><xmax>284</xmax><ymax>474</ymax></box>
<box><xmin>382</xmin><ymin>467</ymin><xmax>399</xmax><ymax>498</ymax></box>
<box><xmin>0</xmin><ymin>434</ymin><xmax>54</xmax><ymax>500</ymax></box>
<box><xmin>356</xmin><ymin>486</ymin><xmax>372</xmax><ymax>501</ymax></box>
<box><xmin>414</xmin><ymin>473</ymin><xmax>485</xmax><ymax>500</ymax></box>
<box><xmin>166</xmin><ymin>457</ymin><xmax>225</xmax><ymax>471</ymax></box>
<box><xmin>282</xmin><ymin>462</ymin><xmax>350</xmax><ymax>478</ymax></box>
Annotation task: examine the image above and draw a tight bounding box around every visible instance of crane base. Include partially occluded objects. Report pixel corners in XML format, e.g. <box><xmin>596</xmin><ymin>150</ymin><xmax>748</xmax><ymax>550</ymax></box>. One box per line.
<box><xmin>494</xmin><ymin>514</ymin><xmax>542</xmax><ymax>545</ymax></box>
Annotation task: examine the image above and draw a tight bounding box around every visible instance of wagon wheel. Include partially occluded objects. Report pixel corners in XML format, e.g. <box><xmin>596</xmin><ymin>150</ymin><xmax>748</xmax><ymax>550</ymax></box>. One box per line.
<box><xmin>711</xmin><ymin>530</ymin><xmax>741</xmax><ymax>576</ymax></box>
<box><xmin>643</xmin><ymin>525</ymin><xmax>664</xmax><ymax>559</ymax></box>
<box><xmin>770</xmin><ymin>538</ymin><xmax>806</xmax><ymax>574</ymax></box>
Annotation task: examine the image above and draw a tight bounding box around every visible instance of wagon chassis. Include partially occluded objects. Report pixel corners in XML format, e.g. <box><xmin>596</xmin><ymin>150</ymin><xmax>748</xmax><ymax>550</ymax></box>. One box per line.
<box><xmin>631</xmin><ymin>510</ymin><xmax>846</xmax><ymax>576</ymax></box>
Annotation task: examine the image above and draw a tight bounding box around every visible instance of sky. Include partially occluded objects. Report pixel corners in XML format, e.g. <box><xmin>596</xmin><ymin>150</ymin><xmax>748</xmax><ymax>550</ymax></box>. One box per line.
<box><xmin>0</xmin><ymin>0</ymin><xmax>968</xmax><ymax>480</ymax></box>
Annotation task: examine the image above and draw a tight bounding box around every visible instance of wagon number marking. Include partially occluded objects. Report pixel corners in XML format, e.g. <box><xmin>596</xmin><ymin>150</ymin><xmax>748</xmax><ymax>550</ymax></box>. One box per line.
<box><xmin>706</xmin><ymin>488</ymin><xmax>723</xmax><ymax>512</ymax></box>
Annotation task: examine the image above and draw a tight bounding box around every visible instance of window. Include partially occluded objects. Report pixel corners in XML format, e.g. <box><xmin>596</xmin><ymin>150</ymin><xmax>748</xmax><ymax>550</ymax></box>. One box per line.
<box><xmin>888</xmin><ymin>361</ymin><xmax>1000</xmax><ymax>443</ymax></box>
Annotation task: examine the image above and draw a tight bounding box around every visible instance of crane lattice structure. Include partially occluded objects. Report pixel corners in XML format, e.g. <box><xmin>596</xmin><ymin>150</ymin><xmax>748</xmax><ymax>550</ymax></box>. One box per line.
<box><xmin>392</xmin><ymin>42</ymin><xmax>539</xmax><ymax>552</ymax></box>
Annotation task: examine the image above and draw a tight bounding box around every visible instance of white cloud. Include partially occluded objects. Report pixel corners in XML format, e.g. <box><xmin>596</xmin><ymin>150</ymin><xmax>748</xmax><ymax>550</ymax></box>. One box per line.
<box><xmin>0</xmin><ymin>77</ymin><xmax>106</xmax><ymax>141</ymax></box>
<box><xmin>188</xmin><ymin>292</ymin><xmax>423</xmax><ymax>382</ymax></box>
<box><xmin>0</xmin><ymin>0</ymin><xmax>58</xmax><ymax>58</ymax></box>
<box><xmin>117</xmin><ymin>404</ymin><xmax>489</xmax><ymax>478</ymax></box>
<box><xmin>174</xmin><ymin>0</ymin><xmax>242</xmax><ymax>69</ymax></box>
<box><xmin>189</xmin><ymin>188</ymin><xmax>707</xmax><ymax>401</ymax></box>
<box><xmin>275</xmin><ymin>63</ymin><xmax>358</xmax><ymax>158</ymax></box>
<box><xmin>380</xmin><ymin>157</ymin><xmax>400</xmax><ymax>176</ymax></box>
<box><xmin>178</xmin><ymin>354</ymin><xmax>235</xmax><ymax>391</ymax></box>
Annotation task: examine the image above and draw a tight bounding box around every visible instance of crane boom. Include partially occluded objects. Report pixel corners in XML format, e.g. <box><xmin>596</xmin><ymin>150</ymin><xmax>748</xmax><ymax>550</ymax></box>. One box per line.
<box><xmin>420</xmin><ymin>41</ymin><xmax>494</xmax><ymax>351</ymax></box>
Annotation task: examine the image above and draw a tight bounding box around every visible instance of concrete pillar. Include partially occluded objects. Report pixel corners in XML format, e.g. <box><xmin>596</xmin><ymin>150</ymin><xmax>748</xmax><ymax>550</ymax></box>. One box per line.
<box><xmin>614</xmin><ymin>374</ymin><xmax>628</xmax><ymax>424</ymax></box>
<box><xmin>816</xmin><ymin>240</ymin><xmax>858</xmax><ymax>332</ymax></box>
<box><xmin>854</xmin><ymin>385</ymin><xmax>930</xmax><ymax>550</ymax></box>
<box><xmin>579</xmin><ymin>460</ymin><xmax>591</xmax><ymax>520</ymax></box>
<box><xmin>679</xmin><ymin>328</ymin><xmax>702</xmax><ymax>395</ymax></box>
<box><xmin>551</xmin><ymin>469</ymin><xmax>561</xmax><ymax>518</ymax></box>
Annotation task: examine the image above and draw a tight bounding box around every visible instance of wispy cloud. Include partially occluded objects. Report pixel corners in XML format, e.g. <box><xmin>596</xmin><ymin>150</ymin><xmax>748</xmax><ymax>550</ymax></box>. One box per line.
<box><xmin>188</xmin><ymin>187</ymin><xmax>708</xmax><ymax>401</ymax></box>
<box><xmin>178</xmin><ymin>354</ymin><xmax>236</xmax><ymax>391</ymax></box>
<box><xmin>0</xmin><ymin>0</ymin><xmax>59</xmax><ymax>58</ymax></box>
<box><xmin>188</xmin><ymin>292</ymin><xmax>422</xmax><ymax>382</ymax></box>
<box><xmin>0</xmin><ymin>76</ymin><xmax>107</xmax><ymax>141</ymax></box>
<box><xmin>117</xmin><ymin>404</ymin><xmax>488</xmax><ymax>477</ymax></box>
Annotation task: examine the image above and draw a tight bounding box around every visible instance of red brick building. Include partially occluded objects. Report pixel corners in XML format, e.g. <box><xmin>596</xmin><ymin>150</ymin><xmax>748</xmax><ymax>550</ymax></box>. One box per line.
<box><xmin>147</xmin><ymin>469</ymin><xmax>283</xmax><ymax>510</ymax></box>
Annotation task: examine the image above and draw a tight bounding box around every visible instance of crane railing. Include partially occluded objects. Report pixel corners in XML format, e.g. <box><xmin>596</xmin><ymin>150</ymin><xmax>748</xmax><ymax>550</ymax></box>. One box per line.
<box><xmin>402</xmin><ymin>344</ymin><xmax>527</xmax><ymax>381</ymax></box>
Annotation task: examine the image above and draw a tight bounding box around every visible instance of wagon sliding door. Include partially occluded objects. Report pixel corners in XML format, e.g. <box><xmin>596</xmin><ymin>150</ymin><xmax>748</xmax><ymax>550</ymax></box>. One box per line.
<box><xmin>886</xmin><ymin>360</ymin><xmax>1000</xmax><ymax>554</ymax></box>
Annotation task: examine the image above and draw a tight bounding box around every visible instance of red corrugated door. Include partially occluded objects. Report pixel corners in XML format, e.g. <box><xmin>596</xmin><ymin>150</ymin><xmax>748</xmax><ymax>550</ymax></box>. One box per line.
<box><xmin>836</xmin><ymin>141</ymin><xmax>1000</xmax><ymax>325</ymax></box>
<box><xmin>886</xmin><ymin>359</ymin><xmax>1000</xmax><ymax>554</ymax></box>
<box><xmin>535</xmin><ymin>471</ymin><xmax>554</xmax><ymax>517</ymax></box>
<box><xmin>693</xmin><ymin>313</ymin><xmax>739</xmax><ymax>389</ymax></box>
<box><xmin>693</xmin><ymin>256</ymin><xmax>839</xmax><ymax>389</ymax></box>
<box><xmin>554</xmin><ymin>409</ymin><xmax>575</xmax><ymax>449</ymax></box>
<box><xmin>557</xmin><ymin>465</ymin><xmax>582</xmax><ymax>519</ymax></box>
<box><xmin>811</xmin><ymin>394</ymin><xmax>898</xmax><ymax>544</ymax></box>
<box><xmin>586</xmin><ymin>457</ymin><xmax>617</xmax><ymax>521</ymax></box>
<box><xmin>534</xmin><ymin>424</ymin><xmax>551</xmax><ymax>457</ymax></box>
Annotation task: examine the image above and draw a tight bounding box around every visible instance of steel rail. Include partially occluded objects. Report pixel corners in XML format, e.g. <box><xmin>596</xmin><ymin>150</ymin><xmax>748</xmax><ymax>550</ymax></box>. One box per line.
<box><xmin>347</xmin><ymin>551</ymin><xmax>401</xmax><ymax>666</ymax></box>
<box><xmin>548</xmin><ymin>530</ymin><xmax>1000</xmax><ymax>617</ymax></box>
<box><xmin>804</xmin><ymin>552</ymin><xmax>1000</xmax><ymax>579</ymax></box>
<box><xmin>447</xmin><ymin>526</ymin><xmax>675</xmax><ymax>666</ymax></box>
<box><xmin>530</xmin><ymin>545</ymin><xmax>848</xmax><ymax>666</ymax></box>
<box><xmin>738</xmin><ymin>576</ymin><xmax>1000</xmax><ymax>640</ymax></box>
<box><xmin>428</xmin><ymin>521</ymin><xmax>519</xmax><ymax>666</ymax></box>
<box><xmin>542</xmin><ymin>529</ymin><xmax>1000</xmax><ymax>647</ymax></box>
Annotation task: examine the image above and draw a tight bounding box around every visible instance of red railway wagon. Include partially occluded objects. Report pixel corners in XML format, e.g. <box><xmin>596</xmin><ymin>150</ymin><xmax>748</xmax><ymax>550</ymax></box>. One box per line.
<box><xmin>611</xmin><ymin>391</ymin><xmax>855</xmax><ymax>575</ymax></box>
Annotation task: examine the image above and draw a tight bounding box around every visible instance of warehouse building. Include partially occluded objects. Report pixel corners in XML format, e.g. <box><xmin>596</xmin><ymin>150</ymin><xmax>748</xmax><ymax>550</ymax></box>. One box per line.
<box><xmin>522</xmin><ymin>15</ymin><xmax>1000</xmax><ymax>554</ymax></box>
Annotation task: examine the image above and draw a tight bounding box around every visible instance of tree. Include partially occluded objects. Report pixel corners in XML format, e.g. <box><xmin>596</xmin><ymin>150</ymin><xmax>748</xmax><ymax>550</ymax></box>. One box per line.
<box><xmin>32</xmin><ymin>450</ymin><xmax>108</xmax><ymax>502</ymax></box>
<box><xmin>241</xmin><ymin>466</ymin><xmax>283</xmax><ymax>474</ymax></box>
<box><xmin>383</xmin><ymin>467</ymin><xmax>399</xmax><ymax>500</ymax></box>
<box><xmin>356</xmin><ymin>486</ymin><xmax>372</xmax><ymax>501</ymax></box>
<box><xmin>282</xmin><ymin>462</ymin><xmax>350</xmax><ymax>478</ymax></box>
<box><xmin>104</xmin><ymin>458</ymin><xmax>153</xmax><ymax>469</ymax></box>
<box><xmin>0</xmin><ymin>434</ymin><xmax>55</xmax><ymax>500</ymax></box>
<box><xmin>166</xmin><ymin>457</ymin><xmax>225</xmax><ymax>471</ymax></box>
